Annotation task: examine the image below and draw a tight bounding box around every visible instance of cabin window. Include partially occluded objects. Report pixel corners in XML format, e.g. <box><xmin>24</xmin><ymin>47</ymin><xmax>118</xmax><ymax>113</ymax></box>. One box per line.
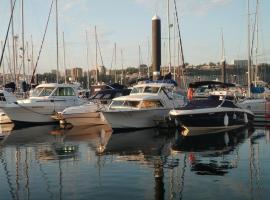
<box><xmin>38</xmin><ymin>87</ymin><xmax>55</xmax><ymax>97</ymax></box>
<box><xmin>110</xmin><ymin>100</ymin><xmax>141</xmax><ymax>109</ymax></box>
<box><xmin>140</xmin><ymin>100</ymin><xmax>163</xmax><ymax>108</ymax></box>
<box><xmin>131</xmin><ymin>87</ymin><xmax>144</xmax><ymax>94</ymax></box>
<box><xmin>53</xmin><ymin>87</ymin><xmax>75</xmax><ymax>96</ymax></box>
<box><xmin>31</xmin><ymin>87</ymin><xmax>44</xmax><ymax>97</ymax></box>
<box><xmin>0</xmin><ymin>93</ymin><xmax>6</xmax><ymax>101</ymax></box>
<box><xmin>110</xmin><ymin>100</ymin><xmax>125</xmax><ymax>109</ymax></box>
<box><xmin>123</xmin><ymin>101</ymin><xmax>140</xmax><ymax>108</ymax></box>
<box><xmin>144</xmin><ymin>86</ymin><xmax>160</xmax><ymax>93</ymax></box>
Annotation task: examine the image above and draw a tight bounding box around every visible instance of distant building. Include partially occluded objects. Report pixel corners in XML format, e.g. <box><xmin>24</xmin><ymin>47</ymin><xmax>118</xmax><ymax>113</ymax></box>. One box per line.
<box><xmin>65</xmin><ymin>69</ymin><xmax>72</xmax><ymax>77</ymax></box>
<box><xmin>233</xmin><ymin>60</ymin><xmax>248</xmax><ymax>68</ymax></box>
<box><xmin>138</xmin><ymin>64</ymin><xmax>148</xmax><ymax>77</ymax></box>
<box><xmin>97</xmin><ymin>65</ymin><xmax>106</xmax><ymax>76</ymax></box>
<box><xmin>71</xmin><ymin>67</ymin><xmax>83</xmax><ymax>81</ymax></box>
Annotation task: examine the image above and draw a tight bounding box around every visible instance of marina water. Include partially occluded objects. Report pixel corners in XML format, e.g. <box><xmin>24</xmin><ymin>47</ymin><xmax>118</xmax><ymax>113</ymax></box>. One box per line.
<box><xmin>0</xmin><ymin>124</ymin><xmax>269</xmax><ymax>200</ymax></box>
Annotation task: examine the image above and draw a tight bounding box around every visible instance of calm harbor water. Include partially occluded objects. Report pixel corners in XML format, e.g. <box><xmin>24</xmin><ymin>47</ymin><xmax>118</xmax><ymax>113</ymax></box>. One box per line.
<box><xmin>0</xmin><ymin>123</ymin><xmax>269</xmax><ymax>200</ymax></box>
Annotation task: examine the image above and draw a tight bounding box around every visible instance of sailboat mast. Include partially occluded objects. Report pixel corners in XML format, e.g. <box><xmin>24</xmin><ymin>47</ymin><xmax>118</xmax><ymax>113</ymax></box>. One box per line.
<box><xmin>173</xmin><ymin>0</ymin><xmax>186</xmax><ymax>88</ymax></box>
<box><xmin>85</xmin><ymin>30</ymin><xmax>89</xmax><ymax>89</ymax></box>
<box><xmin>167</xmin><ymin>0</ymin><xmax>172</xmax><ymax>73</ymax></box>
<box><xmin>121</xmin><ymin>49</ymin><xmax>124</xmax><ymax>85</ymax></box>
<box><xmin>63</xmin><ymin>32</ymin><xmax>67</xmax><ymax>84</ymax></box>
<box><xmin>173</xmin><ymin>12</ymin><xmax>176</xmax><ymax>80</ymax></box>
<box><xmin>147</xmin><ymin>37</ymin><xmax>150</xmax><ymax>78</ymax></box>
<box><xmin>138</xmin><ymin>44</ymin><xmax>141</xmax><ymax>78</ymax></box>
<box><xmin>55</xmin><ymin>0</ymin><xmax>59</xmax><ymax>83</ymax></box>
<box><xmin>221</xmin><ymin>28</ymin><xmax>226</xmax><ymax>83</ymax></box>
<box><xmin>95</xmin><ymin>26</ymin><xmax>98</xmax><ymax>83</ymax></box>
<box><xmin>10</xmin><ymin>0</ymin><xmax>16</xmax><ymax>84</ymax></box>
<box><xmin>1</xmin><ymin>41</ymin><xmax>6</xmax><ymax>85</ymax></box>
<box><xmin>31</xmin><ymin>35</ymin><xmax>34</xmax><ymax>76</ymax></box>
<box><xmin>255</xmin><ymin>0</ymin><xmax>259</xmax><ymax>86</ymax></box>
<box><xmin>21</xmin><ymin>0</ymin><xmax>25</xmax><ymax>81</ymax></box>
<box><xmin>26</xmin><ymin>41</ymin><xmax>29</xmax><ymax>83</ymax></box>
<box><xmin>114</xmin><ymin>42</ymin><xmax>117</xmax><ymax>83</ymax></box>
<box><xmin>247</xmin><ymin>0</ymin><xmax>251</xmax><ymax>97</ymax></box>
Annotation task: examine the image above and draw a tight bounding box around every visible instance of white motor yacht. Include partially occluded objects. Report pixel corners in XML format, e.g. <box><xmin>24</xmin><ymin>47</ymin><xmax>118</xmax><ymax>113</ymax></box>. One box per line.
<box><xmin>0</xmin><ymin>83</ymin><xmax>84</xmax><ymax>126</ymax></box>
<box><xmin>101</xmin><ymin>81</ymin><xmax>186</xmax><ymax>130</ymax></box>
<box><xmin>54</xmin><ymin>88</ymin><xmax>131</xmax><ymax>126</ymax></box>
<box><xmin>0</xmin><ymin>90</ymin><xmax>17</xmax><ymax>124</ymax></box>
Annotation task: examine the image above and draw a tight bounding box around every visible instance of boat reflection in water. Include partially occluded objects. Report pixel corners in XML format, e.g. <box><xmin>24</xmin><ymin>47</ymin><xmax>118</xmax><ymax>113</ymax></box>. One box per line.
<box><xmin>63</xmin><ymin>124</ymin><xmax>113</xmax><ymax>154</ymax></box>
<box><xmin>1</xmin><ymin>123</ymin><xmax>269</xmax><ymax>200</ymax></box>
<box><xmin>172</xmin><ymin>126</ymin><xmax>255</xmax><ymax>176</ymax></box>
<box><xmin>0</xmin><ymin>123</ymin><xmax>14</xmax><ymax>142</ymax></box>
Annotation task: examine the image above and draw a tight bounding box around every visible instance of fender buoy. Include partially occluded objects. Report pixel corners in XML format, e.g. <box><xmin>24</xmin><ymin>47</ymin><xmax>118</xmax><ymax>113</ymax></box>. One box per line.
<box><xmin>224</xmin><ymin>113</ymin><xmax>229</xmax><ymax>126</ymax></box>
<box><xmin>233</xmin><ymin>113</ymin><xmax>237</xmax><ymax>120</ymax></box>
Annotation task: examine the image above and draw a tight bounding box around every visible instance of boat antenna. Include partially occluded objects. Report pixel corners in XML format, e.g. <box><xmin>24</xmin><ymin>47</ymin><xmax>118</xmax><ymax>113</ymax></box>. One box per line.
<box><xmin>30</xmin><ymin>0</ymin><xmax>54</xmax><ymax>84</ymax></box>
<box><xmin>0</xmin><ymin>0</ymin><xmax>17</xmax><ymax>70</ymax></box>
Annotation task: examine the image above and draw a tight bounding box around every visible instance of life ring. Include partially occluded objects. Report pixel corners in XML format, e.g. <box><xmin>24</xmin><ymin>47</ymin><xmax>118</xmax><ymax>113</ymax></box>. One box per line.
<box><xmin>224</xmin><ymin>113</ymin><xmax>229</xmax><ymax>126</ymax></box>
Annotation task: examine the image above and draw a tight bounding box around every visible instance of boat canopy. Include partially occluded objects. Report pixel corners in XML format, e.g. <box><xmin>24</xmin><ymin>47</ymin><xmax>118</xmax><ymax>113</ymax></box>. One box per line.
<box><xmin>30</xmin><ymin>84</ymin><xmax>76</xmax><ymax>97</ymax></box>
<box><xmin>182</xmin><ymin>95</ymin><xmax>238</xmax><ymax>110</ymax></box>
<box><xmin>188</xmin><ymin>81</ymin><xmax>235</xmax><ymax>89</ymax></box>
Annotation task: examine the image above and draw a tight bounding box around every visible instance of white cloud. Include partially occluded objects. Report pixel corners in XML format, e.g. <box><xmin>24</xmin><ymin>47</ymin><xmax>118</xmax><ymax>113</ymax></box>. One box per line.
<box><xmin>132</xmin><ymin>0</ymin><xmax>233</xmax><ymax>16</ymax></box>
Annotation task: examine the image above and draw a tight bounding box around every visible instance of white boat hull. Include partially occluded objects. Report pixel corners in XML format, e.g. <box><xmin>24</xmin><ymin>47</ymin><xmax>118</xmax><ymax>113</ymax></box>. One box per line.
<box><xmin>102</xmin><ymin>108</ymin><xmax>170</xmax><ymax>129</ymax></box>
<box><xmin>2</xmin><ymin>103</ymin><xmax>62</xmax><ymax>124</ymax></box>
<box><xmin>238</xmin><ymin>98</ymin><xmax>270</xmax><ymax>122</ymax></box>
<box><xmin>63</xmin><ymin>112</ymin><xmax>107</xmax><ymax>126</ymax></box>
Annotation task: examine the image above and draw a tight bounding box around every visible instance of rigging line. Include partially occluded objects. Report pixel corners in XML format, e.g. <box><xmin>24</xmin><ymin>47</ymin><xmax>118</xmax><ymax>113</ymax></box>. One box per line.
<box><xmin>173</xmin><ymin>0</ymin><xmax>184</xmax><ymax>68</ymax></box>
<box><xmin>0</xmin><ymin>0</ymin><xmax>17</xmax><ymax>69</ymax></box>
<box><xmin>96</xmin><ymin>37</ymin><xmax>104</xmax><ymax>67</ymax></box>
<box><xmin>30</xmin><ymin>0</ymin><xmax>54</xmax><ymax>84</ymax></box>
<box><xmin>173</xmin><ymin>0</ymin><xmax>187</xmax><ymax>89</ymax></box>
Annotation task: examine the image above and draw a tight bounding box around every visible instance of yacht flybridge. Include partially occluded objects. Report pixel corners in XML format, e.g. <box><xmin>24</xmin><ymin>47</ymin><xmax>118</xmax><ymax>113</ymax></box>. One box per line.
<box><xmin>101</xmin><ymin>81</ymin><xmax>186</xmax><ymax>130</ymax></box>
<box><xmin>0</xmin><ymin>83</ymin><xmax>84</xmax><ymax>126</ymax></box>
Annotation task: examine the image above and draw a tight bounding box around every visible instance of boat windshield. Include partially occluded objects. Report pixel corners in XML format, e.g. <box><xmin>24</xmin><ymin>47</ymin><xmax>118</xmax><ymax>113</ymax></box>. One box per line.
<box><xmin>52</xmin><ymin>87</ymin><xmax>76</xmax><ymax>96</ymax></box>
<box><xmin>110</xmin><ymin>100</ymin><xmax>140</xmax><ymax>110</ymax></box>
<box><xmin>131</xmin><ymin>86</ymin><xmax>160</xmax><ymax>94</ymax></box>
<box><xmin>140</xmin><ymin>100</ymin><xmax>163</xmax><ymax>108</ymax></box>
<box><xmin>109</xmin><ymin>99</ymin><xmax>163</xmax><ymax>110</ymax></box>
<box><xmin>31</xmin><ymin>87</ymin><xmax>55</xmax><ymax>97</ymax></box>
<box><xmin>130</xmin><ymin>87</ymin><xmax>144</xmax><ymax>94</ymax></box>
<box><xmin>144</xmin><ymin>86</ymin><xmax>160</xmax><ymax>93</ymax></box>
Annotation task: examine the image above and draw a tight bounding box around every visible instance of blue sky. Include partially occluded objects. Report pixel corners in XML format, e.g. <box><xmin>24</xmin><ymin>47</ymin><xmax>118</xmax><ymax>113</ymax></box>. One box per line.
<box><xmin>0</xmin><ymin>0</ymin><xmax>269</xmax><ymax>73</ymax></box>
